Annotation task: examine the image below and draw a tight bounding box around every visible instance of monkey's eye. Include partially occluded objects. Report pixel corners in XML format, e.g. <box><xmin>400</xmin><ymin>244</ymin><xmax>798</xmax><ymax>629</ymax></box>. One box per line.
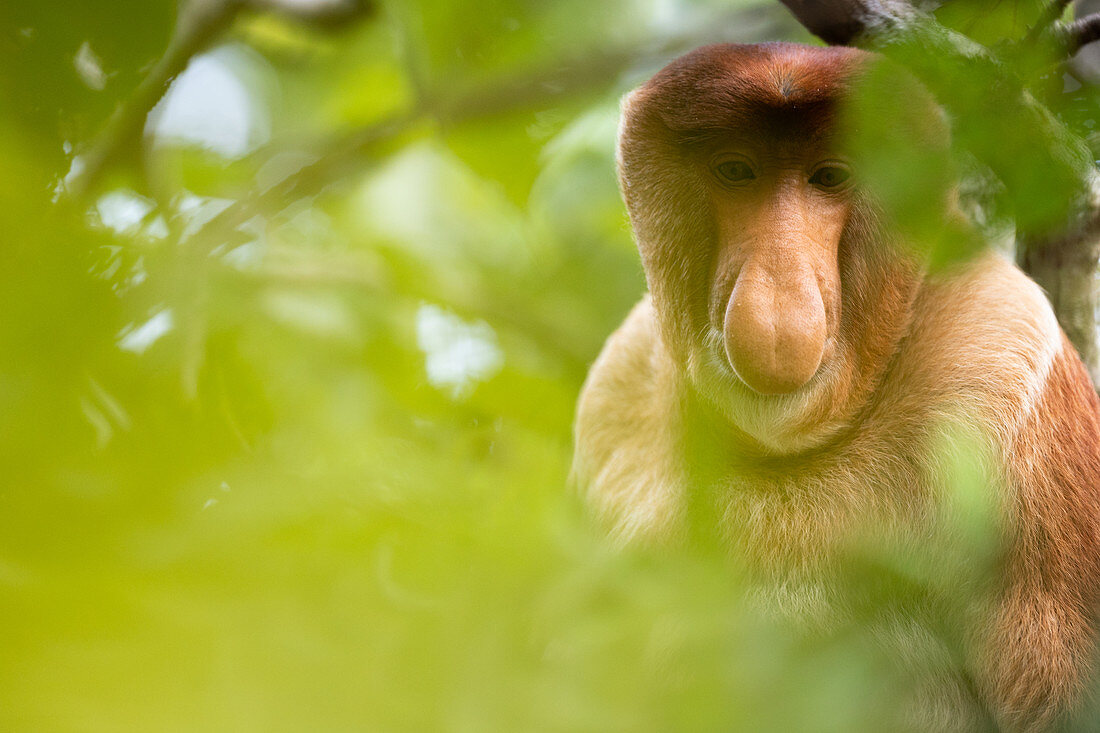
<box><xmin>809</xmin><ymin>165</ymin><xmax>851</xmax><ymax>189</ymax></box>
<box><xmin>713</xmin><ymin>159</ymin><xmax>756</xmax><ymax>184</ymax></box>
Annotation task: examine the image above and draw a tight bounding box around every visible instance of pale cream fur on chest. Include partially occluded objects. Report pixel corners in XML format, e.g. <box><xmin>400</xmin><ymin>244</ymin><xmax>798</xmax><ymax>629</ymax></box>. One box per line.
<box><xmin>574</xmin><ymin>252</ymin><xmax>1063</xmax><ymax>561</ymax></box>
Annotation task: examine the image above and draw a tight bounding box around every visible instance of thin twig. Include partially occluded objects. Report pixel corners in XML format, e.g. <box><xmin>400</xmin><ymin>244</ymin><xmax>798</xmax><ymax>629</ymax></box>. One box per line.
<box><xmin>184</xmin><ymin>5</ymin><xmax>789</xmax><ymax>251</ymax></box>
<box><xmin>67</xmin><ymin>0</ymin><xmax>244</xmax><ymax>199</ymax></box>
<box><xmin>192</xmin><ymin>109</ymin><xmax>423</xmax><ymax>247</ymax></box>
<box><xmin>253</xmin><ymin>0</ymin><xmax>373</xmax><ymax>29</ymax></box>
<box><xmin>66</xmin><ymin>0</ymin><xmax>375</xmax><ymax>201</ymax></box>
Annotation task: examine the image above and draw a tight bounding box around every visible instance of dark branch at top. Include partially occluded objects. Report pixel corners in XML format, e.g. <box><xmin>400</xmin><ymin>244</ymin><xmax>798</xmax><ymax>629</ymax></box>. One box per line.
<box><xmin>1066</xmin><ymin>13</ymin><xmax>1100</xmax><ymax>55</ymax></box>
<box><xmin>776</xmin><ymin>0</ymin><xmax>917</xmax><ymax>44</ymax></box>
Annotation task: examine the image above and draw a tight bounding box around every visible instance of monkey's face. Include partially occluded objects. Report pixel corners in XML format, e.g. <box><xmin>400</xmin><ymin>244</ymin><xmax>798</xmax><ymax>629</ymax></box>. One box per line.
<box><xmin>618</xmin><ymin>43</ymin><xmax>939</xmax><ymax>452</ymax></box>
<box><xmin>702</xmin><ymin>138</ymin><xmax>850</xmax><ymax>397</ymax></box>
<box><xmin>680</xmin><ymin>131</ymin><xmax>869</xmax><ymax>452</ymax></box>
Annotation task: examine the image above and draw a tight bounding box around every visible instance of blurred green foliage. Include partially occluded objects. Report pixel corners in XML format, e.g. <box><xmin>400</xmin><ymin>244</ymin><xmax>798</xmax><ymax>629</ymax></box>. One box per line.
<box><xmin>1</xmin><ymin>1</ymin><xmax>1099</xmax><ymax>731</ymax></box>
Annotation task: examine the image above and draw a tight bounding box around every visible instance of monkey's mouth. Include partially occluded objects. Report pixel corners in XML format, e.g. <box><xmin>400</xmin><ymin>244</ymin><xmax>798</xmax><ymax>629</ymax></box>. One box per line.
<box><xmin>721</xmin><ymin>320</ymin><xmax>829</xmax><ymax>396</ymax></box>
<box><xmin>690</xmin><ymin>336</ymin><xmax>836</xmax><ymax>455</ymax></box>
<box><xmin>702</xmin><ymin>327</ymin><xmax>833</xmax><ymax>399</ymax></box>
<box><xmin>729</xmin><ymin>352</ymin><xmax>827</xmax><ymax>397</ymax></box>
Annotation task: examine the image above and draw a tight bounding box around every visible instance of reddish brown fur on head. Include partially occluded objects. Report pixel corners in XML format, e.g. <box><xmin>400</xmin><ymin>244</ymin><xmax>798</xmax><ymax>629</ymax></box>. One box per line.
<box><xmin>637</xmin><ymin>43</ymin><xmax>862</xmax><ymax>141</ymax></box>
<box><xmin>617</xmin><ymin>43</ymin><xmax>948</xmax><ymax>451</ymax></box>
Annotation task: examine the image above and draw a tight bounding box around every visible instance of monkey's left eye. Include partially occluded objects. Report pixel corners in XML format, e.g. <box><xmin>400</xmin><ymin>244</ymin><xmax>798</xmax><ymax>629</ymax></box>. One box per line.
<box><xmin>714</xmin><ymin>160</ymin><xmax>756</xmax><ymax>184</ymax></box>
<box><xmin>809</xmin><ymin>166</ymin><xmax>851</xmax><ymax>189</ymax></box>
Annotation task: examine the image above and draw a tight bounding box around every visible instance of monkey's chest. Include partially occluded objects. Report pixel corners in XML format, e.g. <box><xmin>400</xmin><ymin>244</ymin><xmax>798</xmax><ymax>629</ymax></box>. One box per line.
<box><xmin>694</xmin><ymin>452</ymin><xmax>929</xmax><ymax>576</ymax></box>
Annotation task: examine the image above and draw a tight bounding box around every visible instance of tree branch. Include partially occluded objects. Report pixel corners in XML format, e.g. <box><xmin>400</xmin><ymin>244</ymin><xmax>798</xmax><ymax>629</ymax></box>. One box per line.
<box><xmin>1066</xmin><ymin>13</ymin><xmax>1100</xmax><ymax>54</ymax></box>
<box><xmin>776</xmin><ymin>0</ymin><xmax>918</xmax><ymax>44</ymax></box>
<box><xmin>182</xmin><ymin>5</ymin><xmax>791</xmax><ymax>252</ymax></box>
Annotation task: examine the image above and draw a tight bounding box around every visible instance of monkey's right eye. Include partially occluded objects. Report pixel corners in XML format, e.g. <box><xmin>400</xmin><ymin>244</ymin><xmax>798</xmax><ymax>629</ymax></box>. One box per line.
<box><xmin>713</xmin><ymin>159</ymin><xmax>756</xmax><ymax>184</ymax></box>
<box><xmin>809</xmin><ymin>165</ymin><xmax>852</xmax><ymax>189</ymax></box>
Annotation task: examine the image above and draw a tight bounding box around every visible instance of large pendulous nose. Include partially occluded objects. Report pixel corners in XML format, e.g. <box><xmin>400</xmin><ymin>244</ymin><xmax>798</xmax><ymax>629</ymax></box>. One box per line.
<box><xmin>723</xmin><ymin>260</ymin><xmax>827</xmax><ymax>395</ymax></box>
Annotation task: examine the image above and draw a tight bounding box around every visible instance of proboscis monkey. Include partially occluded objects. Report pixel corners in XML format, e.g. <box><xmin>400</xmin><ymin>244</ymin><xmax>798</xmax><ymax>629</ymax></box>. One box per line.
<box><xmin>573</xmin><ymin>43</ymin><xmax>1100</xmax><ymax>732</ymax></box>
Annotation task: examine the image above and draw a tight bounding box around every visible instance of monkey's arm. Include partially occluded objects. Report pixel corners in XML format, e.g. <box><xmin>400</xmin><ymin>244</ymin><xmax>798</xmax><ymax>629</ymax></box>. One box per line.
<box><xmin>978</xmin><ymin>340</ymin><xmax>1100</xmax><ymax>733</ymax></box>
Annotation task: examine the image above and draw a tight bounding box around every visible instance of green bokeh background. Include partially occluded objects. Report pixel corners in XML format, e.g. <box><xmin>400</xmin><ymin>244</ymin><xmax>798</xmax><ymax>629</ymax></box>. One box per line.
<box><xmin>2</xmin><ymin>1</ymin><xmax>1098</xmax><ymax>730</ymax></box>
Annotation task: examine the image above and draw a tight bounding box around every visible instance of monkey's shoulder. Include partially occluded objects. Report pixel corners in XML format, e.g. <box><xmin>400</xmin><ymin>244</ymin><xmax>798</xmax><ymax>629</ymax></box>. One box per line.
<box><xmin>903</xmin><ymin>254</ymin><xmax>1064</xmax><ymax>392</ymax></box>
<box><xmin>573</xmin><ymin>295</ymin><xmax>678</xmax><ymax>468</ymax></box>
<box><xmin>896</xmin><ymin>253</ymin><xmax>1099</xmax><ymax>451</ymax></box>
<box><xmin>572</xmin><ymin>296</ymin><xmax>686</xmax><ymax>541</ymax></box>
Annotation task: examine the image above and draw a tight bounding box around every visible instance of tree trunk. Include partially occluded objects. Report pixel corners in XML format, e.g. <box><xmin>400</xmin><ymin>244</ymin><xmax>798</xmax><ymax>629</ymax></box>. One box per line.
<box><xmin>1018</xmin><ymin>222</ymin><xmax>1100</xmax><ymax>385</ymax></box>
